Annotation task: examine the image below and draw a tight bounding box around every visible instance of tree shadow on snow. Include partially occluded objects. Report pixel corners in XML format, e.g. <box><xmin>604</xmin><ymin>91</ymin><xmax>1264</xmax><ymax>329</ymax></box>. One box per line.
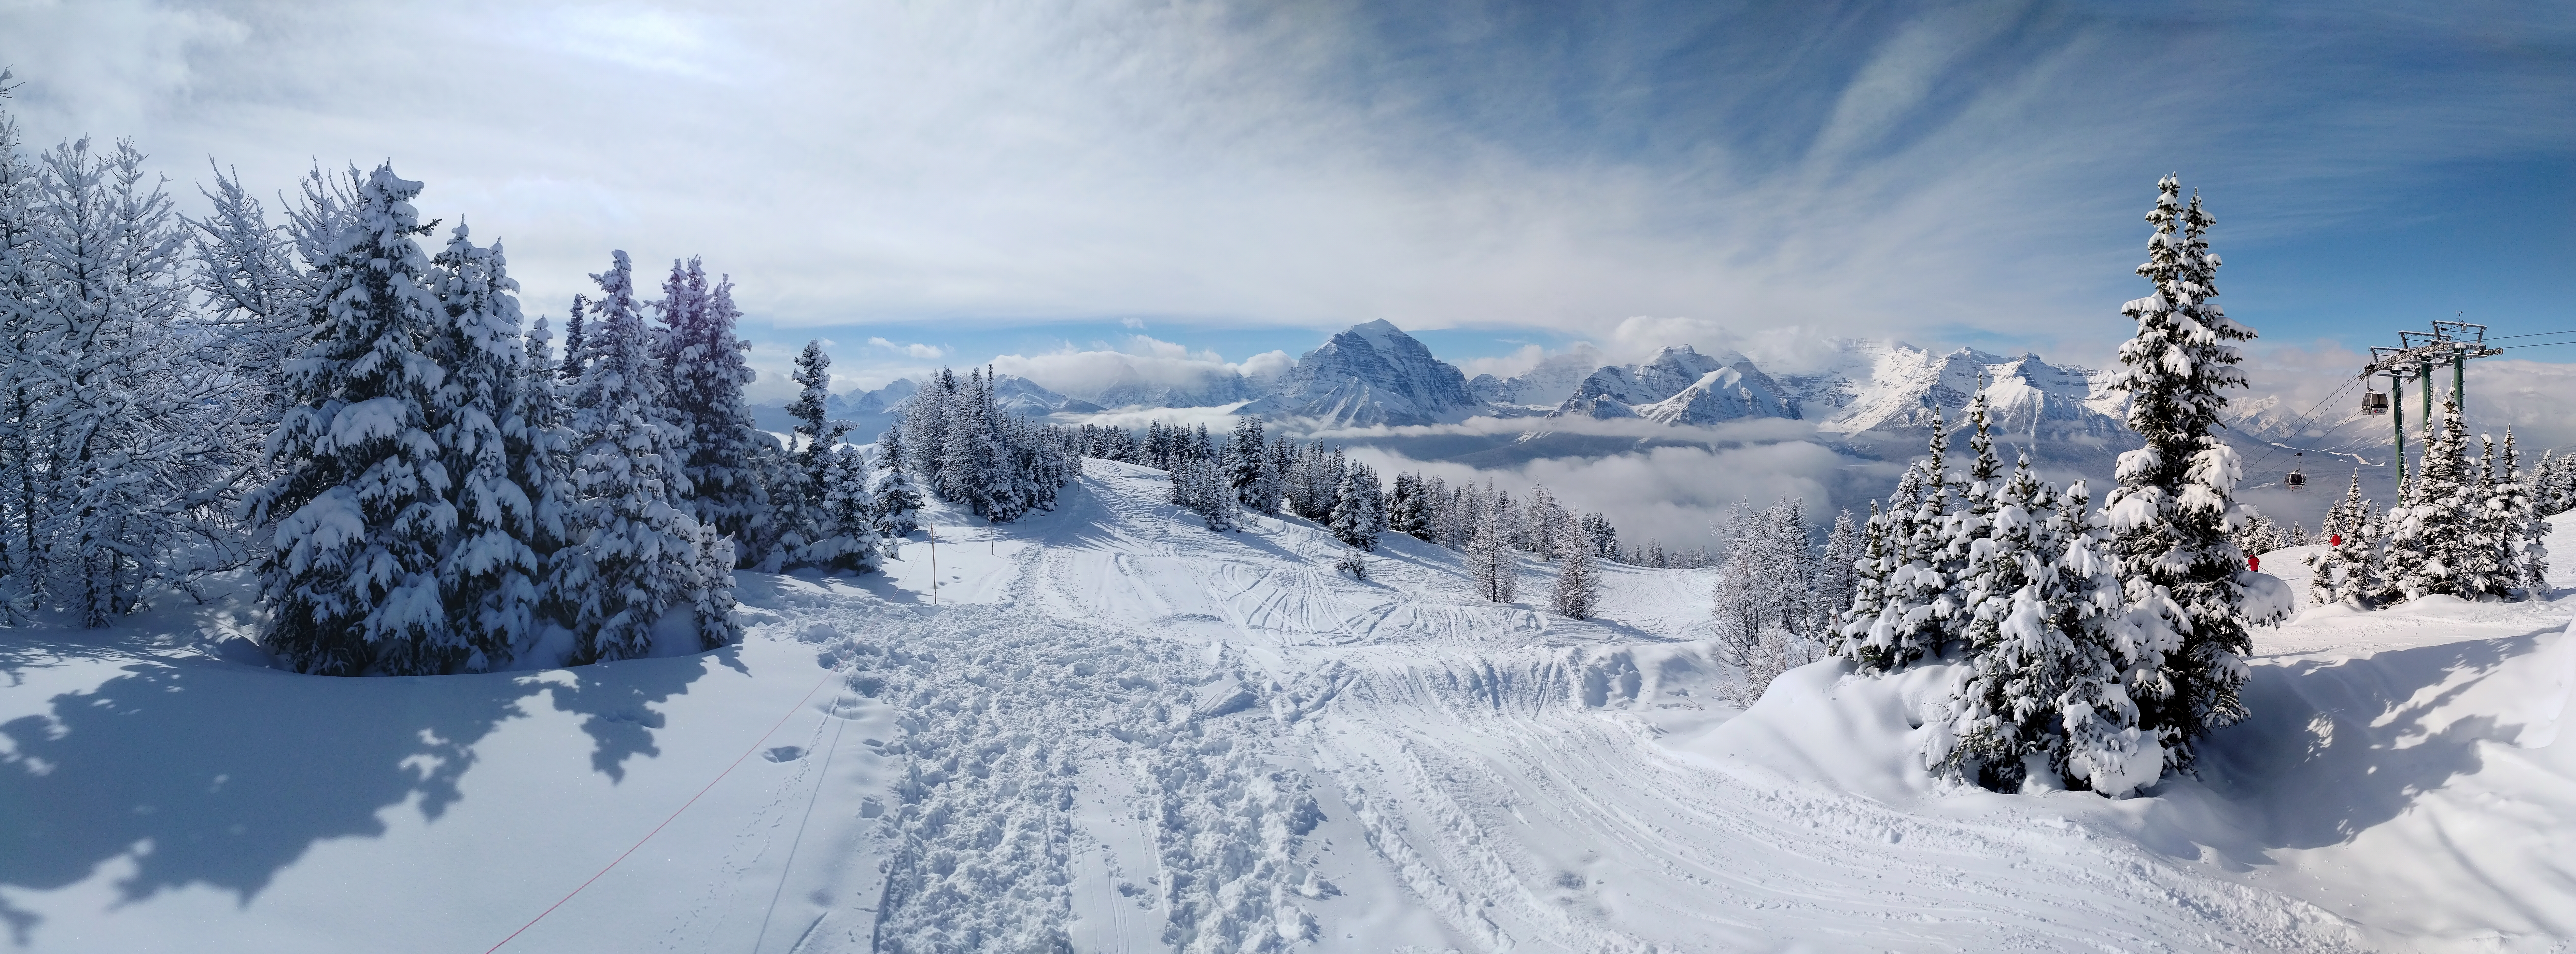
<box><xmin>0</xmin><ymin>643</ymin><xmax>718</xmax><ymax>945</ymax></box>
<box><xmin>2150</xmin><ymin>624</ymin><xmax>2564</xmax><ymax>864</ymax></box>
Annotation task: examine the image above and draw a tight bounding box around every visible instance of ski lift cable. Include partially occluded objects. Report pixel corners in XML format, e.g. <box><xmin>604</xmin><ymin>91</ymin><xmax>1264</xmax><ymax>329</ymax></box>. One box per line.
<box><xmin>2478</xmin><ymin>327</ymin><xmax>2576</xmax><ymax>341</ymax></box>
<box><xmin>2241</xmin><ymin>375</ymin><xmax>2365</xmax><ymax>474</ymax></box>
<box><xmin>2244</xmin><ymin>328</ymin><xmax>2576</xmax><ymax>475</ymax></box>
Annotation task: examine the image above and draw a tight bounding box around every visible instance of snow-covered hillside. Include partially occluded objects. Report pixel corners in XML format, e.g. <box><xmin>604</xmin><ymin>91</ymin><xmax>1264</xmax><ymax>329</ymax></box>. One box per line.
<box><xmin>5</xmin><ymin>463</ymin><xmax>2571</xmax><ymax>952</ymax></box>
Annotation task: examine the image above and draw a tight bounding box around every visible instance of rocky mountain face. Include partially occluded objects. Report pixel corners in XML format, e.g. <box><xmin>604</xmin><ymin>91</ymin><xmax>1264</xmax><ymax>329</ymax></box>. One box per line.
<box><xmin>1469</xmin><ymin>344</ymin><xmax>1603</xmax><ymax>408</ymax></box>
<box><xmin>826</xmin><ymin>378</ymin><xmax>918</xmax><ymax>418</ymax></box>
<box><xmin>1083</xmin><ymin>367</ymin><xmax>1259</xmax><ymax>409</ymax></box>
<box><xmin>991</xmin><ymin>375</ymin><xmax>1104</xmax><ymax>417</ymax></box>
<box><xmin>1787</xmin><ymin>340</ymin><xmax>2128</xmax><ymax>443</ymax></box>
<box><xmin>1545</xmin><ymin>345</ymin><xmax>1799</xmax><ymax>425</ymax></box>
<box><xmin>1235</xmin><ymin>319</ymin><xmax>1488</xmax><ymax>428</ymax></box>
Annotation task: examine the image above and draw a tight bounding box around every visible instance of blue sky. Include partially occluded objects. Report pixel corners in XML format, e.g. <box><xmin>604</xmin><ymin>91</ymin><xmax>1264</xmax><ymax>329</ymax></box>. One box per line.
<box><xmin>5</xmin><ymin>0</ymin><xmax>2570</xmax><ymax>397</ymax></box>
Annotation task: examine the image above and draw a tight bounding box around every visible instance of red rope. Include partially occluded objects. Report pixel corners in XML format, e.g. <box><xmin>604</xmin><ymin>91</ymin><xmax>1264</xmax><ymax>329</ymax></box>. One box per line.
<box><xmin>482</xmin><ymin>661</ymin><xmax>846</xmax><ymax>953</ymax></box>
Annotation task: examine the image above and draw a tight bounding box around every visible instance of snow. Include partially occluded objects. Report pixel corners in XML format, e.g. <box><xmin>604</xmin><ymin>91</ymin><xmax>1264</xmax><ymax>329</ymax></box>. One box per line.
<box><xmin>6</xmin><ymin>461</ymin><xmax>2575</xmax><ymax>951</ymax></box>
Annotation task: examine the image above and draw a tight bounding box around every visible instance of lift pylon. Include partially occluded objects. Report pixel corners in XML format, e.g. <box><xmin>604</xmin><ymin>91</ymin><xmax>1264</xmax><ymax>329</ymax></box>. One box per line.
<box><xmin>2361</xmin><ymin>320</ymin><xmax>2502</xmax><ymax>491</ymax></box>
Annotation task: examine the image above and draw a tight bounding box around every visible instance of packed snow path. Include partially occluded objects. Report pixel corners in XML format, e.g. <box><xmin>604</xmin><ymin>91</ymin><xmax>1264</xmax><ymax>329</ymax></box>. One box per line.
<box><xmin>3</xmin><ymin>460</ymin><xmax>2572</xmax><ymax>952</ymax></box>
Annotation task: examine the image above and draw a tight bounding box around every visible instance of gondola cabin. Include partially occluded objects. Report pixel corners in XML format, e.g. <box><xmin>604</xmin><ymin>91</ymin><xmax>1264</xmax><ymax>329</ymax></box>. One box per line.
<box><xmin>2362</xmin><ymin>391</ymin><xmax>2390</xmax><ymax>416</ymax></box>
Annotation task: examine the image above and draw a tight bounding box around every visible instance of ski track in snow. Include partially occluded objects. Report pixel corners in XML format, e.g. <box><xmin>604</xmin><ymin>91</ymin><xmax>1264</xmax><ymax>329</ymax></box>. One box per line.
<box><xmin>762</xmin><ymin>463</ymin><xmax>2446</xmax><ymax>952</ymax></box>
<box><xmin>9</xmin><ymin>460</ymin><xmax>2573</xmax><ymax>952</ymax></box>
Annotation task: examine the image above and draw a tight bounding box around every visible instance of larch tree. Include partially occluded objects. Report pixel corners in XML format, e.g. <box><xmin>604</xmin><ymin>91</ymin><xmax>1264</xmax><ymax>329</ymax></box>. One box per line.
<box><xmin>1550</xmin><ymin>509</ymin><xmax>1600</xmax><ymax>620</ymax></box>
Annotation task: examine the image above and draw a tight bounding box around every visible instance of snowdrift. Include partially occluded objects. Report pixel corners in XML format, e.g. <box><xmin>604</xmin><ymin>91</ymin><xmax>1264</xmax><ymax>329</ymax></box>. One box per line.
<box><xmin>3</xmin><ymin>460</ymin><xmax>2571</xmax><ymax>952</ymax></box>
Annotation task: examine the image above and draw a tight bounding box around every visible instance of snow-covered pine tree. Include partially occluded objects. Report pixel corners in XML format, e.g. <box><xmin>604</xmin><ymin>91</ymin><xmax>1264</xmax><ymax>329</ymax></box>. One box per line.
<box><xmin>1167</xmin><ymin>454</ymin><xmax>1235</xmax><ymax>530</ymax></box>
<box><xmin>903</xmin><ymin>369</ymin><xmax>953</xmax><ymax>487</ymax></box>
<box><xmin>1551</xmin><ymin>509</ymin><xmax>1600</xmax><ymax>619</ymax></box>
<box><xmin>246</xmin><ymin>165</ymin><xmax>454</xmax><ymax>674</ymax></box>
<box><xmin>428</xmin><ymin>225</ymin><xmax>539</xmax><ymax>670</ymax></box>
<box><xmin>803</xmin><ymin>443</ymin><xmax>881</xmax><ymax>573</ymax></box>
<box><xmin>1329</xmin><ymin>465</ymin><xmax>1383</xmax><ymax>550</ymax></box>
<box><xmin>2102</xmin><ymin>176</ymin><xmax>2274</xmax><ymax>773</ymax></box>
<box><xmin>768</xmin><ymin>338</ymin><xmax>848</xmax><ymax>566</ymax></box>
<box><xmin>1829</xmin><ymin>500</ymin><xmax>1888</xmax><ymax>659</ymax></box>
<box><xmin>2459</xmin><ymin>432</ymin><xmax>2512</xmax><ymax>597</ymax></box>
<box><xmin>559</xmin><ymin>294</ymin><xmax>587</xmax><ymax>381</ymax></box>
<box><xmin>551</xmin><ymin>250</ymin><xmax>725</xmax><ymax>662</ymax></box>
<box><xmin>2499</xmin><ymin>428</ymin><xmax>2552</xmax><ymax>598</ymax></box>
<box><xmin>1847</xmin><ymin>413</ymin><xmax>1952</xmax><ymax>672</ymax></box>
<box><xmin>516</xmin><ymin>314</ymin><xmax>578</xmax><ymax>627</ymax></box>
<box><xmin>658</xmin><ymin>259</ymin><xmax>765</xmax><ymax>553</ymax></box>
<box><xmin>1223</xmin><ymin>416</ymin><xmax>1278</xmax><ymax>515</ymax></box>
<box><xmin>871</xmin><ymin>427</ymin><xmax>923</xmax><ymax>538</ymax></box>
<box><xmin>1467</xmin><ymin>500</ymin><xmax>1514</xmax><ymax>602</ymax></box>
<box><xmin>1334</xmin><ymin>546</ymin><xmax>1368</xmax><ymax>580</ymax></box>
<box><xmin>2307</xmin><ymin>472</ymin><xmax>2374</xmax><ymax>607</ymax></box>
<box><xmin>2534</xmin><ymin>448</ymin><xmax>2576</xmax><ymax>515</ymax></box>
<box><xmin>2288</xmin><ymin>522</ymin><xmax>2311</xmax><ymax>547</ymax></box>
<box><xmin>1580</xmin><ymin>511</ymin><xmax>1616</xmax><ymax>559</ymax></box>
<box><xmin>2383</xmin><ymin>397</ymin><xmax>2494</xmax><ymax>601</ymax></box>
<box><xmin>1937</xmin><ymin>457</ymin><xmax>2059</xmax><ymax>789</ymax></box>
<box><xmin>937</xmin><ymin>369</ymin><xmax>1003</xmax><ymax>517</ymax></box>
<box><xmin>2044</xmin><ymin>480</ymin><xmax>2165</xmax><ymax>796</ymax></box>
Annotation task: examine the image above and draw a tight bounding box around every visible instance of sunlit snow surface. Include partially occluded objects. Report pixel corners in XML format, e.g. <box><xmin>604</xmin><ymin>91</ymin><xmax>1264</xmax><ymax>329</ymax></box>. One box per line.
<box><xmin>3</xmin><ymin>460</ymin><xmax>2571</xmax><ymax>952</ymax></box>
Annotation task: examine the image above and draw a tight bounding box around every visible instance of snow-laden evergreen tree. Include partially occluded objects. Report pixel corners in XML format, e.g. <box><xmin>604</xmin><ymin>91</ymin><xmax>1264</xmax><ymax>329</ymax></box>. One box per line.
<box><xmin>428</xmin><ymin>225</ymin><xmax>539</xmax><ymax>669</ymax></box>
<box><xmin>2306</xmin><ymin>472</ymin><xmax>2375</xmax><ymax>607</ymax></box>
<box><xmin>904</xmin><ymin>368</ymin><xmax>953</xmax><ymax>483</ymax></box>
<box><xmin>559</xmin><ymin>293</ymin><xmax>587</xmax><ymax>381</ymax></box>
<box><xmin>2498</xmin><ymin>428</ymin><xmax>2551</xmax><ymax>597</ymax></box>
<box><xmin>764</xmin><ymin>338</ymin><xmax>848</xmax><ymax>568</ymax></box>
<box><xmin>871</xmin><ymin>427</ymin><xmax>923</xmax><ymax>538</ymax></box>
<box><xmin>516</xmin><ymin>314</ymin><xmax>578</xmax><ymax>618</ymax></box>
<box><xmin>1934</xmin><ymin>472</ymin><xmax>2163</xmax><ymax>797</ymax></box>
<box><xmin>937</xmin><ymin>369</ymin><xmax>1004</xmax><ymax>517</ymax></box>
<box><xmin>1550</xmin><ymin>509</ymin><xmax>1600</xmax><ymax>619</ymax></box>
<box><xmin>552</xmin><ymin>250</ymin><xmax>728</xmax><ymax>662</ymax></box>
<box><xmin>1223</xmin><ymin>416</ymin><xmax>1279</xmax><ymax>515</ymax></box>
<box><xmin>1580</xmin><ymin>511</ymin><xmax>1617</xmax><ymax>559</ymax></box>
<box><xmin>2383</xmin><ymin>397</ymin><xmax>2500</xmax><ymax>601</ymax></box>
<box><xmin>1334</xmin><ymin>546</ymin><xmax>1368</xmax><ymax>580</ymax></box>
<box><xmin>1467</xmin><ymin>500</ymin><xmax>1514</xmax><ymax>602</ymax></box>
<box><xmin>2532</xmin><ymin>448</ymin><xmax>2576</xmax><ymax>515</ymax></box>
<box><xmin>1329</xmin><ymin>464</ymin><xmax>1384</xmax><ymax>550</ymax></box>
<box><xmin>1829</xmin><ymin>500</ymin><xmax>1889</xmax><ymax>659</ymax></box>
<box><xmin>1844</xmin><ymin>414</ymin><xmax>1952</xmax><ymax>671</ymax></box>
<box><xmin>246</xmin><ymin>166</ymin><xmax>455</xmax><ymax>674</ymax></box>
<box><xmin>1387</xmin><ymin>473</ymin><xmax>1428</xmax><ymax>541</ymax></box>
<box><xmin>803</xmin><ymin>443</ymin><xmax>881</xmax><ymax>573</ymax></box>
<box><xmin>1168</xmin><ymin>454</ymin><xmax>1236</xmax><ymax>531</ymax></box>
<box><xmin>2102</xmin><ymin>176</ymin><xmax>2275</xmax><ymax>773</ymax></box>
<box><xmin>657</xmin><ymin>258</ymin><xmax>765</xmax><ymax>553</ymax></box>
<box><xmin>1936</xmin><ymin>457</ymin><xmax>2058</xmax><ymax>789</ymax></box>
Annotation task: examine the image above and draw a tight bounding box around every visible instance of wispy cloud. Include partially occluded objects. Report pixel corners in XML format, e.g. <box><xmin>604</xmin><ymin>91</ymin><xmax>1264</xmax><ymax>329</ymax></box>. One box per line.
<box><xmin>5</xmin><ymin>1</ymin><xmax>2565</xmax><ymax>362</ymax></box>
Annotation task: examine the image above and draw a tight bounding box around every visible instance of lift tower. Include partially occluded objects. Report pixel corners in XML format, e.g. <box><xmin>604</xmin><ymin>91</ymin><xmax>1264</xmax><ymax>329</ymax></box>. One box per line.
<box><xmin>2360</xmin><ymin>320</ymin><xmax>2501</xmax><ymax>491</ymax></box>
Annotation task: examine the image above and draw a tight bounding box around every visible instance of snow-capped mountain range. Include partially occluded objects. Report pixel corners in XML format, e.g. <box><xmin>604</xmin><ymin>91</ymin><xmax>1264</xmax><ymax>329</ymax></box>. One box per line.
<box><xmin>798</xmin><ymin>319</ymin><xmax>2139</xmax><ymax>440</ymax></box>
